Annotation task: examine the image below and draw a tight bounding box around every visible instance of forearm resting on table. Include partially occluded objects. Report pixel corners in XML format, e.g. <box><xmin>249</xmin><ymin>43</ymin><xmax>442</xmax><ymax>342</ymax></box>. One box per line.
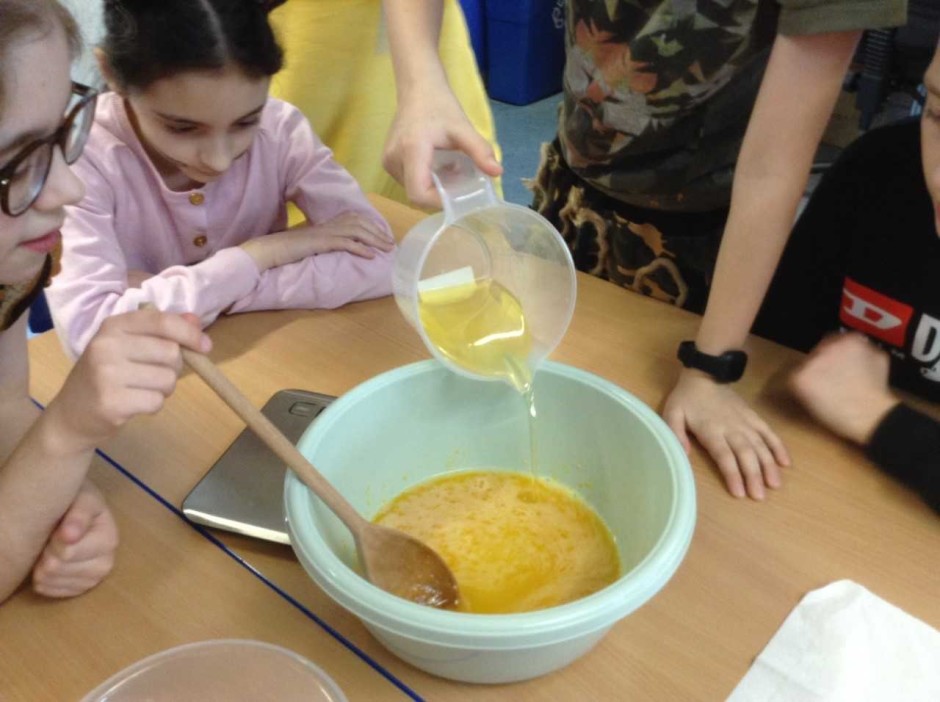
<box><xmin>696</xmin><ymin>31</ymin><xmax>860</xmax><ymax>355</ymax></box>
<box><xmin>0</xmin><ymin>394</ymin><xmax>40</xmax><ymax>464</ymax></box>
<box><xmin>0</xmin><ymin>408</ymin><xmax>95</xmax><ymax>602</ymax></box>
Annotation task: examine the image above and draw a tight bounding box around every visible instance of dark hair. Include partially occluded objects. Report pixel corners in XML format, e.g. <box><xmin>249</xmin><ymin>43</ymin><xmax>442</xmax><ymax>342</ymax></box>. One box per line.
<box><xmin>0</xmin><ymin>0</ymin><xmax>81</xmax><ymax>116</ymax></box>
<box><xmin>102</xmin><ymin>0</ymin><xmax>284</xmax><ymax>89</ymax></box>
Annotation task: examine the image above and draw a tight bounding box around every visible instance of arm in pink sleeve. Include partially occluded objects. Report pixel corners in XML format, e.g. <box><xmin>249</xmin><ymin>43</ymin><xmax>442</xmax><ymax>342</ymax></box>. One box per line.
<box><xmin>46</xmin><ymin>162</ymin><xmax>262</xmax><ymax>358</ymax></box>
<box><xmin>228</xmin><ymin>104</ymin><xmax>394</xmax><ymax>313</ymax></box>
<box><xmin>228</xmin><ymin>245</ymin><xmax>394</xmax><ymax>313</ymax></box>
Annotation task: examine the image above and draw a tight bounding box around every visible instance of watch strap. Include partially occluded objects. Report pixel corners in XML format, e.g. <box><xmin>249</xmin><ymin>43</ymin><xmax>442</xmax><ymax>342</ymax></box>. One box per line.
<box><xmin>677</xmin><ymin>341</ymin><xmax>747</xmax><ymax>383</ymax></box>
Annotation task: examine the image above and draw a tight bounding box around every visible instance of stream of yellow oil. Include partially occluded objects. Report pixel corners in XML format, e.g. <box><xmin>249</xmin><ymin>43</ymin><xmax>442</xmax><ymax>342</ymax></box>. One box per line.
<box><xmin>400</xmin><ymin>282</ymin><xmax>618</xmax><ymax>612</ymax></box>
<box><xmin>374</xmin><ymin>471</ymin><xmax>621</xmax><ymax>614</ymax></box>
<box><xmin>418</xmin><ymin>279</ymin><xmax>538</xmax><ymax>472</ymax></box>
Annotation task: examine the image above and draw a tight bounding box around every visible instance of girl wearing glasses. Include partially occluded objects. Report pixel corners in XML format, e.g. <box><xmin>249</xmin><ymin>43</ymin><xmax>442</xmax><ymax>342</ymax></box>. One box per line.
<box><xmin>0</xmin><ymin>0</ymin><xmax>211</xmax><ymax>603</ymax></box>
<box><xmin>45</xmin><ymin>0</ymin><xmax>396</xmax><ymax>359</ymax></box>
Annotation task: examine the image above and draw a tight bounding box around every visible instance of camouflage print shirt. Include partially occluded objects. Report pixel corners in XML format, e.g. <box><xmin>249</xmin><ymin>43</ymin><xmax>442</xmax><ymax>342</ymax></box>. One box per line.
<box><xmin>559</xmin><ymin>0</ymin><xmax>908</xmax><ymax>212</ymax></box>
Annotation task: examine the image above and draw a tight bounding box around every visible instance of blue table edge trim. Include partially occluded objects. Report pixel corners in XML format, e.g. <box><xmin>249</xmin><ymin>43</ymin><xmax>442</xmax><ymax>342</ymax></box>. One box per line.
<box><xmin>31</xmin><ymin>398</ymin><xmax>423</xmax><ymax>702</ymax></box>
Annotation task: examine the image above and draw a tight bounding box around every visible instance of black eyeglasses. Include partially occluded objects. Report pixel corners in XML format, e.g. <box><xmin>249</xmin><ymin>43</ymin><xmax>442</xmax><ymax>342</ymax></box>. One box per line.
<box><xmin>0</xmin><ymin>82</ymin><xmax>98</xmax><ymax>217</ymax></box>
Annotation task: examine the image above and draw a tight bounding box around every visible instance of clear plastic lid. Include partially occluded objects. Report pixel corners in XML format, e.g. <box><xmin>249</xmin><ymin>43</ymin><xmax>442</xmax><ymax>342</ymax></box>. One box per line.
<box><xmin>80</xmin><ymin>639</ymin><xmax>347</xmax><ymax>702</ymax></box>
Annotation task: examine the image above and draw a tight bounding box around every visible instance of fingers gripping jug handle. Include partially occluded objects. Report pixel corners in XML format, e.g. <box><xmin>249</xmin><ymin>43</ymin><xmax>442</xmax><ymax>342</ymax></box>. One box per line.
<box><xmin>431</xmin><ymin>151</ymin><xmax>499</xmax><ymax>222</ymax></box>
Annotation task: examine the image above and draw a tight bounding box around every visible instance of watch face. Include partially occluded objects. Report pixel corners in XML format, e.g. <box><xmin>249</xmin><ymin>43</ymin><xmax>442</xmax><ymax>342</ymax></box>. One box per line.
<box><xmin>722</xmin><ymin>351</ymin><xmax>747</xmax><ymax>382</ymax></box>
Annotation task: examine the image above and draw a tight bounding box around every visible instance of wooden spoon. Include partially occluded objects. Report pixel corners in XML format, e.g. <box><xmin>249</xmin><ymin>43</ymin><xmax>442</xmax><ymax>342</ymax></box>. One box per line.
<box><xmin>181</xmin><ymin>348</ymin><xmax>460</xmax><ymax>609</ymax></box>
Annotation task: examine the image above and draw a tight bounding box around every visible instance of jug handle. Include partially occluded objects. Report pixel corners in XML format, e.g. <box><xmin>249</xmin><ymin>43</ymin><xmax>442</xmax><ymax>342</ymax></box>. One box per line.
<box><xmin>431</xmin><ymin>150</ymin><xmax>499</xmax><ymax>222</ymax></box>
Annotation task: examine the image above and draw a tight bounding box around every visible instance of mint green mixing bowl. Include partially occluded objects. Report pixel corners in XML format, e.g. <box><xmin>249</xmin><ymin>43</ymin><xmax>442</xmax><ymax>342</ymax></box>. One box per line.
<box><xmin>285</xmin><ymin>361</ymin><xmax>695</xmax><ymax>684</ymax></box>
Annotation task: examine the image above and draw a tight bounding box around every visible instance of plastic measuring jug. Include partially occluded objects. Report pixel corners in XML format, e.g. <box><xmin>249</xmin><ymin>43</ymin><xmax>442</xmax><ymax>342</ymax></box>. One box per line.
<box><xmin>393</xmin><ymin>151</ymin><xmax>576</xmax><ymax>390</ymax></box>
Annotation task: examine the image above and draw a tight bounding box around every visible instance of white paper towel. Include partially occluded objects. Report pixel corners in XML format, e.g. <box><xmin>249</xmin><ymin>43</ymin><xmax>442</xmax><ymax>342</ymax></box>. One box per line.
<box><xmin>727</xmin><ymin>580</ymin><xmax>940</xmax><ymax>702</ymax></box>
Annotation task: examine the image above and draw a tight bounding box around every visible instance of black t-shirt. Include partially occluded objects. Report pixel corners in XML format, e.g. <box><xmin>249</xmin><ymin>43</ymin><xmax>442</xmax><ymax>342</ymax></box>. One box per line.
<box><xmin>756</xmin><ymin>119</ymin><xmax>940</xmax><ymax>403</ymax></box>
<box><xmin>868</xmin><ymin>404</ymin><xmax>940</xmax><ymax>514</ymax></box>
<box><xmin>754</xmin><ymin>119</ymin><xmax>939</xmax><ymax>514</ymax></box>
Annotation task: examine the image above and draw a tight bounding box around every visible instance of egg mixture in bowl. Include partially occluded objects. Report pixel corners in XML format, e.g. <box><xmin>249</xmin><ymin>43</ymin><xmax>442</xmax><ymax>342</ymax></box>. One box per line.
<box><xmin>375</xmin><ymin>470</ymin><xmax>620</xmax><ymax>614</ymax></box>
<box><xmin>286</xmin><ymin>361</ymin><xmax>695</xmax><ymax>683</ymax></box>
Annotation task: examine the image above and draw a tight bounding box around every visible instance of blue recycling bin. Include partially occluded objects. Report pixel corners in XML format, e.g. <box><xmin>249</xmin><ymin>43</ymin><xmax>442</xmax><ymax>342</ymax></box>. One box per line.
<box><xmin>486</xmin><ymin>0</ymin><xmax>566</xmax><ymax>105</ymax></box>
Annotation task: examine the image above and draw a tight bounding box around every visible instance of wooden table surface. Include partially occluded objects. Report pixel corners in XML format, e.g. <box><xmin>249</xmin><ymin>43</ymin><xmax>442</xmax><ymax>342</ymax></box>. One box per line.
<box><xmin>4</xmin><ymin>195</ymin><xmax>938</xmax><ymax>701</ymax></box>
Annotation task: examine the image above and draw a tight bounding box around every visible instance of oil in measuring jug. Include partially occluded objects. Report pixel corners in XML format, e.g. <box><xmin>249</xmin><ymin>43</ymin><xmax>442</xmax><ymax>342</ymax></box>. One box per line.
<box><xmin>418</xmin><ymin>274</ymin><xmax>539</xmax><ymax>472</ymax></box>
<box><xmin>418</xmin><ymin>277</ymin><xmax>533</xmax><ymax>394</ymax></box>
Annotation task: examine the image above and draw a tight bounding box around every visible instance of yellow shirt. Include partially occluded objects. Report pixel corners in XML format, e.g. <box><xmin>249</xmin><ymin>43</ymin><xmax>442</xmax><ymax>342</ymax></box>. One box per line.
<box><xmin>269</xmin><ymin>0</ymin><xmax>500</xmax><ymax>210</ymax></box>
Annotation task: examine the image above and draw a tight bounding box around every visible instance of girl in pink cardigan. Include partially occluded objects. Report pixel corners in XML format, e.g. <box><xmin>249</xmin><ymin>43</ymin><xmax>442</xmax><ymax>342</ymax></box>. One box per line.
<box><xmin>47</xmin><ymin>0</ymin><xmax>395</xmax><ymax>358</ymax></box>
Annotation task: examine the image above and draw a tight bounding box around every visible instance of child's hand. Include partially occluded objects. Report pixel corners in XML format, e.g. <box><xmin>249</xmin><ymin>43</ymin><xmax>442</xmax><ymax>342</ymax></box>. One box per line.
<box><xmin>663</xmin><ymin>370</ymin><xmax>789</xmax><ymax>501</ymax></box>
<box><xmin>240</xmin><ymin>213</ymin><xmax>394</xmax><ymax>272</ymax></box>
<box><xmin>32</xmin><ymin>482</ymin><xmax>118</xmax><ymax>598</ymax></box>
<box><xmin>383</xmin><ymin>84</ymin><xmax>502</xmax><ymax>209</ymax></box>
<box><xmin>46</xmin><ymin>309</ymin><xmax>211</xmax><ymax>452</ymax></box>
<box><xmin>790</xmin><ymin>332</ymin><xmax>899</xmax><ymax>445</ymax></box>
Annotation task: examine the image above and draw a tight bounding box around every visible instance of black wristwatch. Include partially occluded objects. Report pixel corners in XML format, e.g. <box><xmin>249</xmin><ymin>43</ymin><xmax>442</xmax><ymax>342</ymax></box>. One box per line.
<box><xmin>677</xmin><ymin>341</ymin><xmax>747</xmax><ymax>383</ymax></box>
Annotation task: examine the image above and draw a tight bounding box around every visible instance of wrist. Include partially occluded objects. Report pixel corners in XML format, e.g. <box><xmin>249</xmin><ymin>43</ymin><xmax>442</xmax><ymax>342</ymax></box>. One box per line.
<box><xmin>693</xmin><ymin>332</ymin><xmax>749</xmax><ymax>357</ymax></box>
<box><xmin>850</xmin><ymin>396</ymin><xmax>900</xmax><ymax>446</ymax></box>
<box><xmin>679</xmin><ymin>366</ymin><xmax>720</xmax><ymax>385</ymax></box>
<box><xmin>35</xmin><ymin>401</ymin><xmax>99</xmax><ymax>458</ymax></box>
<box><xmin>692</xmin><ymin>316</ymin><xmax>749</xmax><ymax>363</ymax></box>
<box><xmin>395</xmin><ymin>64</ymin><xmax>450</xmax><ymax>104</ymax></box>
<box><xmin>677</xmin><ymin>341</ymin><xmax>748</xmax><ymax>383</ymax></box>
<box><xmin>238</xmin><ymin>240</ymin><xmax>270</xmax><ymax>272</ymax></box>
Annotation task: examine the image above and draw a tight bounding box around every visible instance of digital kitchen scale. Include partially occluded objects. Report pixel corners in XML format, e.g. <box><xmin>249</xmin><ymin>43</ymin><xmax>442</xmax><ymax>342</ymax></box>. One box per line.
<box><xmin>182</xmin><ymin>388</ymin><xmax>335</xmax><ymax>544</ymax></box>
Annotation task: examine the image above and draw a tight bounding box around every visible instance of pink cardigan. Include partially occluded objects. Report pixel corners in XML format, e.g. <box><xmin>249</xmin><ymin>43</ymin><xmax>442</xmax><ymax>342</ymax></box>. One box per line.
<box><xmin>47</xmin><ymin>93</ymin><xmax>394</xmax><ymax>358</ymax></box>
